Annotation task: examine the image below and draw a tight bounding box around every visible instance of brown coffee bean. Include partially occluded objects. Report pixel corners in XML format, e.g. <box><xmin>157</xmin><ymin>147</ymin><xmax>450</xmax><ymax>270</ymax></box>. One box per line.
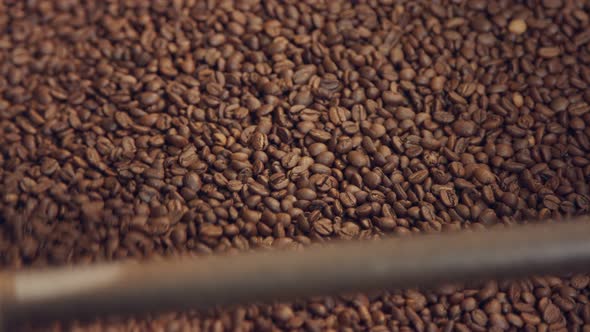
<box><xmin>471</xmin><ymin>309</ymin><xmax>488</xmax><ymax>326</ymax></box>
<box><xmin>400</xmin><ymin>68</ymin><xmax>416</xmax><ymax>81</ymax></box>
<box><xmin>430</xmin><ymin>76</ymin><xmax>446</xmax><ymax>91</ymax></box>
<box><xmin>506</xmin><ymin>313</ymin><xmax>524</xmax><ymax>327</ymax></box>
<box><xmin>81</xmin><ymin>201</ymin><xmax>104</xmax><ymax>223</ymax></box>
<box><xmin>440</xmin><ymin>190</ymin><xmax>458</xmax><ymax>207</ymax></box>
<box><xmin>453</xmin><ymin>120</ymin><xmax>477</xmax><ymax>137</ymax></box>
<box><xmin>348</xmin><ymin>150</ymin><xmax>369</xmax><ymax>168</ymax></box>
<box><xmin>551</xmin><ymin>97</ymin><xmax>569</xmax><ymax>112</ymax></box>
<box><xmin>200</xmin><ymin>225</ymin><xmax>223</xmax><ymax>238</ymax></box>
<box><xmin>571</xmin><ymin>275</ymin><xmax>590</xmax><ymax>289</ymax></box>
<box><xmin>313</xmin><ymin>218</ymin><xmax>333</xmax><ymax>236</ymax></box>
<box><xmin>376</xmin><ymin>217</ymin><xmax>396</xmax><ymax>231</ymax></box>
<box><xmin>408</xmin><ymin>170</ymin><xmax>429</xmax><ymax>184</ymax></box>
<box><xmin>383</xmin><ymin>91</ymin><xmax>406</xmax><ymax>106</ymax></box>
<box><xmin>473</xmin><ymin>166</ymin><xmax>495</xmax><ymax>184</ymax></box>
<box><xmin>183</xmin><ymin>173</ymin><xmax>202</xmax><ymax>192</ymax></box>
<box><xmin>166</xmin><ymin>135</ymin><xmax>189</xmax><ymax>148</ymax></box>
<box><xmin>340</xmin><ymin>192</ymin><xmax>357</xmax><ymax>208</ymax></box>
<box><xmin>521</xmin><ymin>312</ymin><xmax>542</xmax><ymax>325</ymax></box>
<box><xmin>3</xmin><ymin>1</ymin><xmax>590</xmax><ymax>330</ymax></box>
<box><xmin>496</xmin><ymin>144</ymin><xmax>514</xmax><ymax>158</ymax></box>
<box><xmin>41</xmin><ymin>158</ymin><xmax>59</xmax><ymax>175</ymax></box>
<box><xmin>478</xmin><ymin>209</ymin><xmax>498</xmax><ymax>225</ymax></box>
<box><xmin>338</xmin><ymin>222</ymin><xmax>360</xmax><ymax>239</ymax></box>
<box><xmin>315</xmin><ymin>151</ymin><xmax>334</xmax><ymax>166</ymax></box>
<box><xmin>500</xmin><ymin>192</ymin><xmax>519</xmax><ymax>208</ymax></box>
<box><xmin>420</xmin><ymin>205</ymin><xmax>436</xmax><ymax>221</ymax></box>
<box><xmin>543</xmin><ymin>195</ymin><xmax>561</xmax><ymax>210</ymax></box>
<box><xmin>539</xmin><ymin>47</ymin><xmax>561</xmax><ymax>58</ymax></box>
<box><xmin>490</xmin><ymin>314</ymin><xmax>509</xmax><ymax>329</ymax></box>
<box><xmin>509</xmin><ymin>19</ymin><xmax>527</xmax><ymax>34</ymax></box>
<box><xmin>139</xmin><ymin>92</ymin><xmax>160</xmax><ymax>106</ymax></box>
<box><xmin>273</xmin><ymin>304</ymin><xmax>294</xmax><ymax>323</ymax></box>
<box><xmin>513</xmin><ymin>93</ymin><xmax>524</xmax><ymax>107</ymax></box>
<box><xmin>296</xmin><ymin>188</ymin><xmax>317</xmax><ymax>201</ymax></box>
<box><xmin>395</xmin><ymin>107</ymin><xmax>416</xmax><ymax>120</ymax></box>
<box><xmin>250</xmin><ymin>132</ymin><xmax>269</xmax><ymax>151</ymax></box>
<box><xmin>363</xmin><ymin>171</ymin><xmax>381</xmax><ymax>189</ymax></box>
<box><xmin>543</xmin><ymin>303</ymin><xmax>562</xmax><ymax>324</ymax></box>
<box><xmin>242</xmin><ymin>208</ymin><xmax>262</xmax><ymax>223</ymax></box>
<box><xmin>542</xmin><ymin>0</ymin><xmax>563</xmax><ymax>9</ymax></box>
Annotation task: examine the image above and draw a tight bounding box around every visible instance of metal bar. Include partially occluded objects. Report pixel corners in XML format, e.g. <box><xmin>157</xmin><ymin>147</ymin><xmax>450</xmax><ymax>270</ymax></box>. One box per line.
<box><xmin>1</xmin><ymin>220</ymin><xmax>590</xmax><ymax>329</ymax></box>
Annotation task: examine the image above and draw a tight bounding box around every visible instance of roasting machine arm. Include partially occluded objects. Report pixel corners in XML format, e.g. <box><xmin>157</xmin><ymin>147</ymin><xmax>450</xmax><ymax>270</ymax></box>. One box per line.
<box><xmin>1</xmin><ymin>219</ymin><xmax>590</xmax><ymax>330</ymax></box>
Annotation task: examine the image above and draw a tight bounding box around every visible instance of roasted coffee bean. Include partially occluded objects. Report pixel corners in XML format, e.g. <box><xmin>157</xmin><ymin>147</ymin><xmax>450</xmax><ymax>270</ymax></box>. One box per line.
<box><xmin>508</xmin><ymin>19</ymin><xmax>527</xmax><ymax>35</ymax></box>
<box><xmin>347</xmin><ymin>150</ymin><xmax>369</xmax><ymax>168</ymax></box>
<box><xmin>408</xmin><ymin>170</ymin><xmax>429</xmax><ymax>184</ymax></box>
<box><xmin>453</xmin><ymin>120</ymin><xmax>478</xmax><ymax>137</ymax></box>
<box><xmin>440</xmin><ymin>190</ymin><xmax>459</xmax><ymax>208</ymax></box>
<box><xmin>3</xmin><ymin>1</ymin><xmax>590</xmax><ymax>331</ymax></box>
<box><xmin>543</xmin><ymin>303</ymin><xmax>562</xmax><ymax>324</ymax></box>
<box><xmin>473</xmin><ymin>166</ymin><xmax>496</xmax><ymax>185</ymax></box>
<box><xmin>539</xmin><ymin>47</ymin><xmax>561</xmax><ymax>58</ymax></box>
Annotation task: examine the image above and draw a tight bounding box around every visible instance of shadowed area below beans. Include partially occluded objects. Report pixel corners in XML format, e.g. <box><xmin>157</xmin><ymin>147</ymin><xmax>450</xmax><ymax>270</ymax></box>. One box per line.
<box><xmin>1</xmin><ymin>0</ymin><xmax>590</xmax><ymax>331</ymax></box>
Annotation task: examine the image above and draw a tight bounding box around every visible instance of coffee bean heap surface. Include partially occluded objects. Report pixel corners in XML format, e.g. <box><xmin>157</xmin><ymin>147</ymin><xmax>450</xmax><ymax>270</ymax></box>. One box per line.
<box><xmin>2</xmin><ymin>0</ymin><xmax>590</xmax><ymax>331</ymax></box>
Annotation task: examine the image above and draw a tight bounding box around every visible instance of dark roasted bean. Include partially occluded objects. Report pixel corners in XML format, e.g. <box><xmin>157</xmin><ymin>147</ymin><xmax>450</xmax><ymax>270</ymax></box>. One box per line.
<box><xmin>1</xmin><ymin>1</ymin><xmax>590</xmax><ymax>331</ymax></box>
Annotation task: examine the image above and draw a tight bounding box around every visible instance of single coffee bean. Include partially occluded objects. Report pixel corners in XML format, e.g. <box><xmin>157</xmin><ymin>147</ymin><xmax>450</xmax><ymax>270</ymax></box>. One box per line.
<box><xmin>512</xmin><ymin>93</ymin><xmax>524</xmax><ymax>107</ymax></box>
<box><xmin>543</xmin><ymin>195</ymin><xmax>561</xmax><ymax>210</ymax></box>
<box><xmin>376</xmin><ymin>217</ymin><xmax>396</xmax><ymax>231</ymax></box>
<box><xmin>542</xmin><ymin>303</ymin><xmax>562</xmax><ymax>324</ymax></box>
<box><xmin>473</xmin><ymin>166</ymin><xmax>495</xmax><ymax>184</ymax></box>
<box><xmin>139</xmin><ymin>92</ymin><xmax>160</xmax><ymax>106</ymax></box>
<box><xmin>538</xmin><ymin>47</ymin><xmax>561</xmax><ymax>58</ymax></box>
<box><xmin>296</xmin><ymin>188</ymin><xmax>317</xmax><ymax>201</ymax></box>
<box><xmin>440</xmin><ymin>190</ymin><xmax>459</xmax><ymax>207</ymax></box>
<box><xmin>542</xmin><ymin>0</ymin><xmax>563</xmax><ymax>9</ymax></box>
<box><xmin>340</xmin><ymin>192</ymin><xmax>357</xmax><ymax>208</ymax></box>
<box><xmin>313</xmin><ymin>218</ymin><xmax>334</xmax><ymax>236</ymax></box>
<box><xmin>347</xmin><ymin>150</ymin><xmax>369</xmax><ymax>168</ymax></box>
<box><xmin>478</xmin><ymin>209</ymin><xmax>498</xmax><ymax>225</ymax></box>
<box><xmin>508</xmin><ymin>19</ymin><xmax>527</xmax><ymax>34</ymax></box>
<box><xmin>199</xmin><ymin>224</ymin><xmax>223</xmax><ymax>238</ymax></box>
<box><xmin>408</xmin><ymin>170</ymin><xmax>429</xmax><ymax>184</ymax></box>
<box><xmin>501</xmin><ymin>192</ymin><xmax>519</xmax><ymax>208</ymax></box>
<box><xmin>453</xmin><ymin>120</ymin><xmax>477</xmax><ymax>137</ymax></box>
<box><xmin>430</xmin><ymin>76</ymin><xmax>446</xmax><ymax>91</ymax></box>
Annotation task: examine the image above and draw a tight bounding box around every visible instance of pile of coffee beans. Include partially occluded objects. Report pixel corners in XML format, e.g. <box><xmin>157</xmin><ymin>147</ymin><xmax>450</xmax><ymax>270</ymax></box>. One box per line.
<box><xmin>2</xmin><ymin>0</ymin><xmax>590</xmax><ymax>330</ymax></box>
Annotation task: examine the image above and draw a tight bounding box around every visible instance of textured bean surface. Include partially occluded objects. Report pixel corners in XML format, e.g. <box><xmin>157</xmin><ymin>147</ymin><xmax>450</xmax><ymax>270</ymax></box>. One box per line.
<box><xmin>2</xmin><ymin>0</ymin><xmax>590</xmax><ymax>331</ymax></box>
